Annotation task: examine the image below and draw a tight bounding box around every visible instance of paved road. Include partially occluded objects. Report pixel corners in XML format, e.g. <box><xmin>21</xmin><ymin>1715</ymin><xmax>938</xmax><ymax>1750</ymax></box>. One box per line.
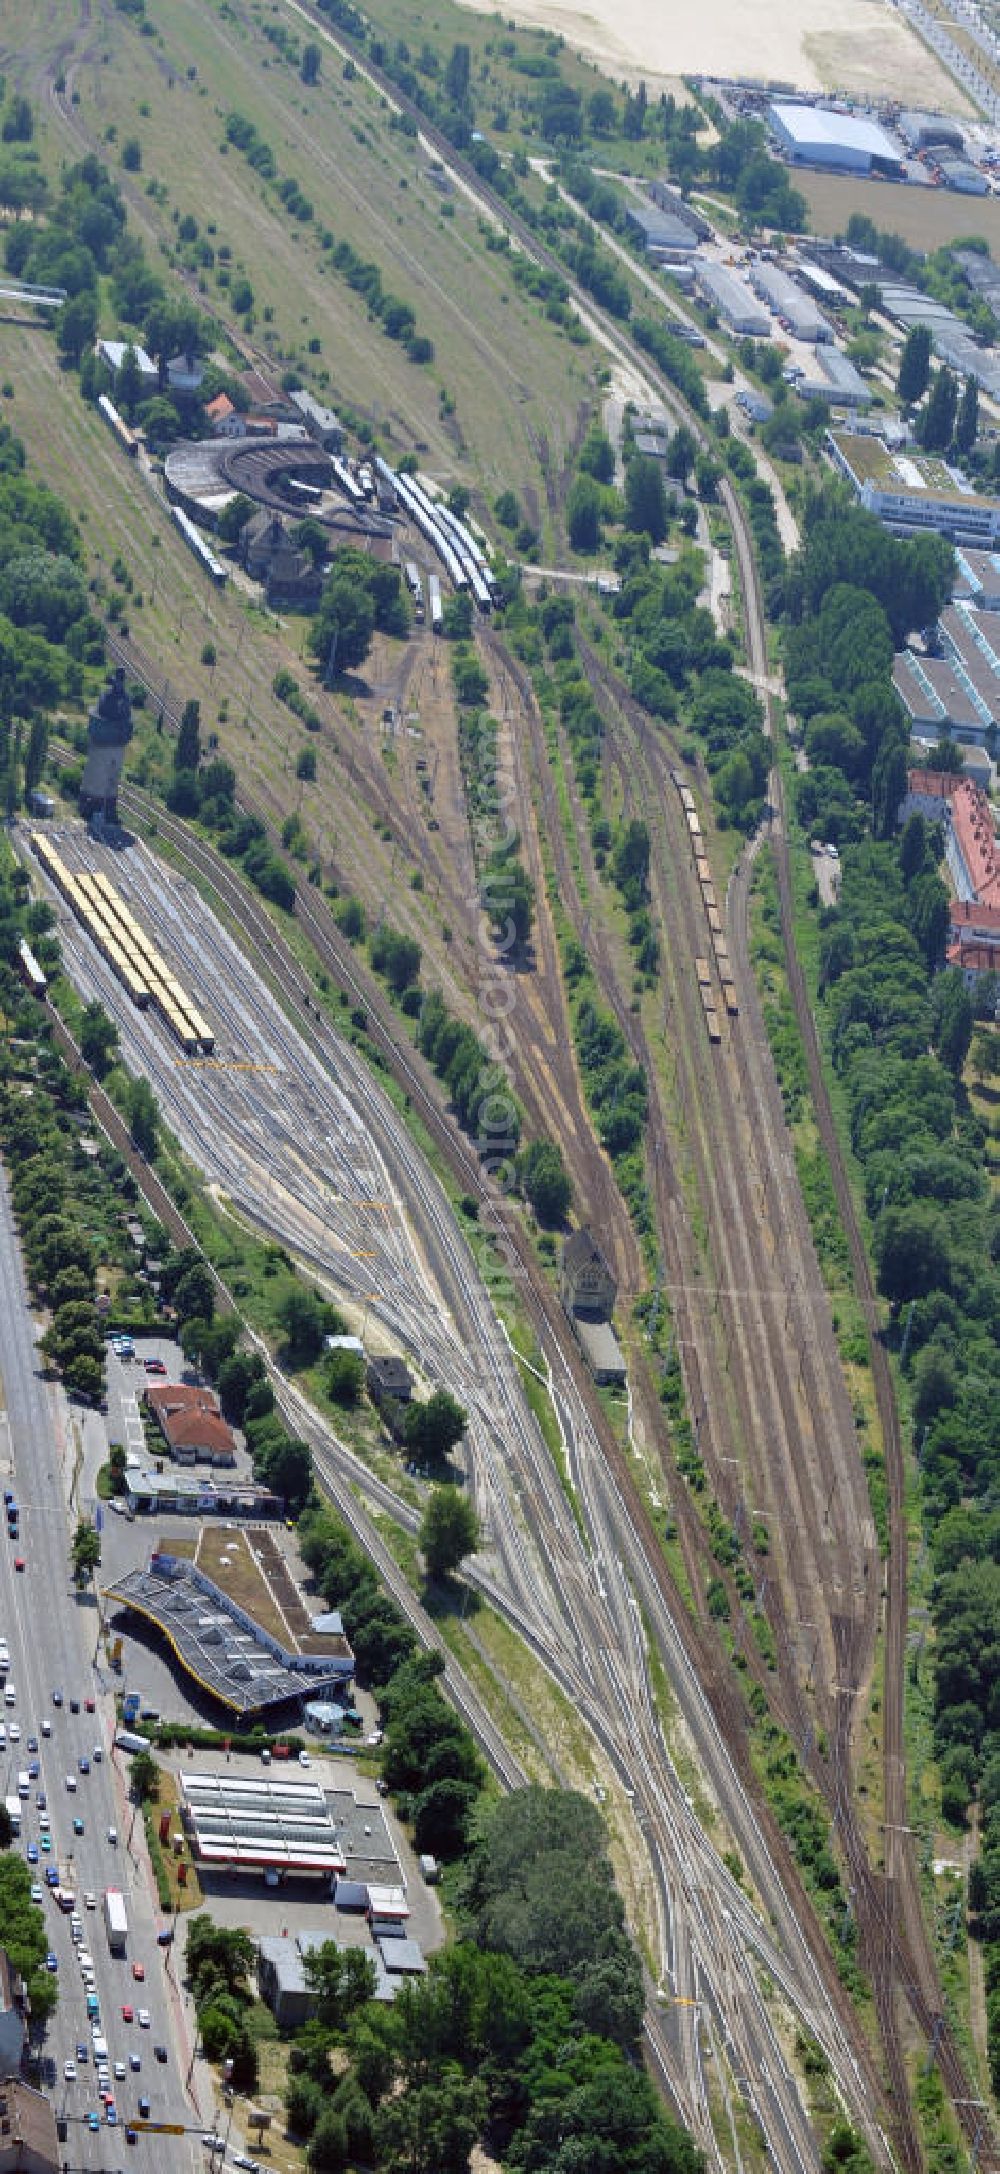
<box><xmin>0</xmin><ymin>1166</ymin><xmax>204</xmax><ymax>2174</ymax></box>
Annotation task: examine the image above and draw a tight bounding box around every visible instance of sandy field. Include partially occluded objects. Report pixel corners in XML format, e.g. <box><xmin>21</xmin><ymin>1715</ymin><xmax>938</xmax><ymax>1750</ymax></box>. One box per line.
<box><xmin>454</xmin><ymin>0</ymin><xmax>970</xmax><ymax>106</ymax></box>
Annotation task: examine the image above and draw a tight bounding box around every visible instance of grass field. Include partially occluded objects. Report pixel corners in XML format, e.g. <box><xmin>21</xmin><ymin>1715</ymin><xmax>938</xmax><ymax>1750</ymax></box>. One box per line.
<box><xmin>798</xmin><ymin>169</ymin><xmax>1000</xmax><ymax>252</ymax></box>
<box><xmin>0</xmin><ymin>0</ymin><xmax>595</xmax><ymax>512</ymax></box>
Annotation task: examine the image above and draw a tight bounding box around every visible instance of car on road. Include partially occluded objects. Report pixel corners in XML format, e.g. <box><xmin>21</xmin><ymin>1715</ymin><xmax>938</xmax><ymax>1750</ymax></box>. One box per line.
<box><xmin>76</xmin><ymin>2043</ymin><xmax>88</xmax><ymax>2063</ymax></box>
<box><xmin>41</xmin><ymin>1719</ymin><xmax>50</xmax><ymax>1737</ymax></box>
<box><xmin>201</xmin><ymin>2136</ymin><xmax>227</xmax><ymax>2152</ymax></box>
<box><xmin>25</xmin><ymin>1845</ymin><xmax>37</xmax><ymax>1864</ymax></box>
<box><xmin>27</xmin><ymin>1736</ymin><xmax>37</xmax><ymax>1752</ymax></box>
<box><xmin>138</xmin><ymin>2009</ymin><xmax>150</xmax><ymax>2029</ymax></box>
<box><xmin>143</xmin><ymin>1358</ymin><xmax>167</xmax><ymax>1375</ymax></box>
<box><xmin>78</xmin><ymin>1758</ymin><xmax>89</xmax><ymax>1774</ymax></box>
<box><xmin>114</xmin><ymin>2062</ymin><xmax>126</xmax><ymax>2081</ymax></box>
<box><xmin>29</xmin><ymin>1883</ymin><xmax>41</xmax><ymax>1902</ymax></box>
<box><xmin>122</xmin><ymin>2005</ymin><xmax>134</xmax><ymax>2023</ymax></box>
<box><xmin>232</xmin><ymin>2157</ymin><xmax>260</xmax><ymax>2172</ymax></box>
<box><xmin>73</xmin><ymin>1818</ymin><xmax>84</xmax><ymax>1835</ymax></box>
<box><xmin>28</xmin><ymin>1760</ymin><xmax>38</xmax><ymax>1780</ymax></box>
<box><xmin>70</xmin><ymin>1699</ymin><xmax>80</xmax><ymax>1715</ymax></box>
<box><xmin>297</xmin><ymin>1751</ymin><xmax>310</xmax><ymax>1768</ymax></box>
<box><xmin>88</xmin><ymin>2114</ymin><xmax>100</xmax><ymax>2134</ymax></box>
<box><xmin>44</xmin><ymin>1953</ymin><xmax>57</xmax><ymax>1972</ymax></box>
<box><xmin>44</xmin><ymin>1866</ymin><xmax>58</xmax><ymax>1887</ymax></box>
<box><xmin>36</xmin><ymin>1790</ymin><xmax>45</xmax><ymax>1808</ymax></box>
<box><xmin>155</xmin><ymin>1929</ymin><xmax>172</xmax><ymax>1947</ymax></box>
<box><xmin>138</xmin><ymin>2098</ymin><xmax>151</xmax><ymax>2118</ymax></box>
<box><xmin>129</xmin><ymin>2052</ymin><xmax>141</xmax><ymax>2072</ymax></box>
<box><xmin>8</xmin><ymin>1723</ymin><xmax>18</xmax><ymax>1741</ymax></box>
<box><xmin>132</xmin><ymin>1961</ymin><xmax>145</xmax><ymax>1981</ymax></box>
<box><xmin>40</xmin><ymin>1835</ymin><xmax>50</xmax><ymax>1853</ymax></box>
<box><xmin>85</xmin><ymin>1696</ymin><xmax>96</xmax><ymax>1713</ymax></box>
<box><xmin>153</xmin><ymin>2045</ymin><xmax>167</xmax><ymax>2063</ymax></box>
<box><xmin>107</xmin><ymin>1826</ymin><xmax>118</xmax><ymax>1845</ymax></box>
<box><xmin>65</xmin><ymin>1775</ymin><xmax>76</xmax><ymax>1792</ymax></box>
<box><xmin>13</xmin><ymin>1559</ymin><xmax>24</xmax><ymax>1573</ymax></box>
<box><xmin>63</xmin><ymin>2061</ymin><xmax>76</xmax><ymax>2083</ymax></box>
<box><xmin>106</xmin><ymin>2107</ymin><xmax>118</xmax><ymax>2126</ymax></box>
<box><xmin>52</xmin><ymin>1690</ymin><xmax>62</xmax><ymax>1706</ymax></box>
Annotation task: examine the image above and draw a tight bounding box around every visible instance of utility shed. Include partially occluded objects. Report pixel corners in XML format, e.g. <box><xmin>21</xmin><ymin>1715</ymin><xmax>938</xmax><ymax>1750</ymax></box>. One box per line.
<box><xmin>574</xmin><ymin>1319</ymin><xmax>627</xmax><ymax>1387</ymax></box>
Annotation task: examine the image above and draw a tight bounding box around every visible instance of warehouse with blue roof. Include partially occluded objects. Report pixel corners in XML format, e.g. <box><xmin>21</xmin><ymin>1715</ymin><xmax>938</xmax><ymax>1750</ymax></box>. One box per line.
<box><xmin>769</xmin><ymin>103</ymin><xmax>905</xmax><ymax>176</ymax></box>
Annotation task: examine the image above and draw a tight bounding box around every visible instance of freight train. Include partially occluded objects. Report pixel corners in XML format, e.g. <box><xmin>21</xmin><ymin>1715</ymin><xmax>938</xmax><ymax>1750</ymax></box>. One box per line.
<box><xmin>29</xmin><ymin>836</ymin><xmax>214</xmax><ymax>1055</ymax></box>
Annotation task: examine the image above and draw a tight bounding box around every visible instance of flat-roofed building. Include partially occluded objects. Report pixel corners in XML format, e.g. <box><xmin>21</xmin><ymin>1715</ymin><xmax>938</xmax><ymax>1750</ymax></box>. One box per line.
<box><xmin>695</xmin><ymin>262</ymin><xmax>769</xmax><ymax>337</ymax></box>
<box><xmin>829</xmin><ymin>431</ymin><xmax>1000</xmax><ymax>547</ymax></box>
<box><xmin>769</xmin><ymin>102</ymin><xmax>904</xmax><ymax>176</ymax></box>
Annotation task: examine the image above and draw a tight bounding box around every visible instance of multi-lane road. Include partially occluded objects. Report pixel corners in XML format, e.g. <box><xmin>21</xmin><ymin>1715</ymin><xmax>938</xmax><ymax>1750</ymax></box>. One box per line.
<box><xmin>0</xmin><ymin>1164</ymin><xmax>202</xmax><ymax>2174</ymax></box>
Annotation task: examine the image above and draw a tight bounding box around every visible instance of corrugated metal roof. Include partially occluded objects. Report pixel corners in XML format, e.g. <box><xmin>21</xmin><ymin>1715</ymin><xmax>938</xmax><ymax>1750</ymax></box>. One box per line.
<box><xmin>770</xmin><ymin>103</ymin><xmax>901</xmax><ymax>162</ymax></box>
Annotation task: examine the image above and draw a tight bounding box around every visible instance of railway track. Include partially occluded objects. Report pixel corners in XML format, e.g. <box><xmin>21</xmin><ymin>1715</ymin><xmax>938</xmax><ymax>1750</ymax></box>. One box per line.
<box><xmin>102</xmin><ymin>782</ymin><xmax>898</xmax><ymax>2166</ymax></box>
<box><xmin>31</xmin><ymin>0</ymin><xmax>990</xmax><ymax>2151</ymax></box>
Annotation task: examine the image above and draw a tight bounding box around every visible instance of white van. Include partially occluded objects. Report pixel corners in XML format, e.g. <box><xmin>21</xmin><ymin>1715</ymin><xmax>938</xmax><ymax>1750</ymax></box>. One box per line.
<box><xmin>4</xmin><ymin>1686</ymin><xmax>16</xmax><ymax>1707</ymax></box>
<box><xmin>16</xmin><ymin>1772</ymin><xmax>29</xmax><ymax>1799</ymax></box>
<box><xmin>92</xmin><ymin>2035</ymin><xmax>108</xmax><ymax>2063</ymax></box>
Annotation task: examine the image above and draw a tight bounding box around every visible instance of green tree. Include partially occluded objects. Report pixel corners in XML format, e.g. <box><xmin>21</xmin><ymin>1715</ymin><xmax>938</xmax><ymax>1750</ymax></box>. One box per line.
<box><xmin>375</xmin><ymin>2075</ymin><xmax>486</xmax><ymax>2174</ymax></box>
<box><xmin>874</xmin><ymin>1202</ymin><xmax>951</xmax><ymax>1304</ymax></box>
<box><xmin>56</xmin><ymin>290</ymin><xmax>97</xmax><ymax>365</ymax></box>
<box><xmin>126</xmin><ymin>1076</ymin><xmax>158</xmax><ymax>1157</ymax></box>
<box><xmin>71</xmin><ymin>1520</ymin><xmax>101</xmax><ymax>1586</ymax></box>
<box><xmin>587</xmin><ymin>88</ymin><xmax>619</xmax><ymax>137</ymax></box>
<box><xmin>955</xmin><ymin>374</ymin><xmax>979</xmax><ymax>455</ymax></box>
<box><xmin>666</xmin><ymin>424</ymin><xmax>696</xmax><ymax>484</ymax></box>
<box><xmin>327</xmin><ymin>1348</ymin><xmax>364</xmax><ymax>1405</ymax></box>
<box><xmin>173</xmin><ymin>1258</ymin><xmax>216</xmax><ymax>1325</ymax></box>
<box><xmin>920</xmin><ymin>366</ymin><xmax>959</xmax><ymax>453</ymax></box>
<box><xmin>117</xmin><ymin>343</ymin><xmax>143</xmax><ymax>421</ymax></box>
<box><xmin>404</xmin><ymin>1390</ymin><xmax>468</xmax><ymax>1471</ymax></box>
<box><xmin>309</xmin><ymin>575</ymin><xmax>376</xmax><ymax>676</ymax></box>
<box><xmin>79</xmin><ymin>1000</ymin><xmax>119</xmax><ymax>1079</ymax></box>
<box><xmin>130</xmin><ymin>1749</ymin><xmax>160</xmax><ymax>1804</ymax></box>
<box><xmin>932</xmin><ymin>966</ymin><xmax>973</xmax><ymax>1075</ymax></box>
<box><xmin>624</xmin><ymin>455</ymin><xmax>667</xmax><ymax>544</ymax></box>
<box><xmin>516</xmin><ymin>1138</ymin><xmax>572</xmax><ymax>1225</ymax></box>
<box><xmin>420</xmin><ymin>1484</ymin><xmax>481</xmax><ymax>1580</ymax></box>
<box><xmin>578</xmin><ymin>428</ymin><xmax>616</xmax><ymax>484</ymax></box>
<box><xmin>175</xmin><ymin>698</ymin><xmax>201</xmax><ymax>771</ymax></box>
<box><xmin>300</xmin><ymin>41</ymin><xmax>321</xmax><ymax>84</ymax></box>
<box><xmin>278</xmin><ymin>1286</ymin><xmax>328</xmax><ymax>1367</ymax></box>
<box><xmin>897</xmin><ymin>323</ymin><xmax>932</xmax><ymax>405</ymax></box>
<box><xmin>444</xmin><ymin>41</ymin><xmax>471</xmax><ymax>104</ymax></box>
<box><xmin>302</xmin><ymin>1942</ymin><xmax>376</xmax><ymax>2031</ymax></box>
<box><xmin>566</xmin><ymin>474</ymin><xmax>601</xmax><ymax>553</ymax></box>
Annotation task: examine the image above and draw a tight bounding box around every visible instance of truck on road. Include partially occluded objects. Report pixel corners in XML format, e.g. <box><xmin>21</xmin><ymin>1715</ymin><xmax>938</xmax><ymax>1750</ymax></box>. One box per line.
<box><xmin>5</xmin><ymin>1794</ymin><xmax>20</xmax><ymax>1836</ymax></box>
<box><xmin>104</xmin><ymin>1887</ymin><xmax>127</xmax><ymax>1956</ymax></box>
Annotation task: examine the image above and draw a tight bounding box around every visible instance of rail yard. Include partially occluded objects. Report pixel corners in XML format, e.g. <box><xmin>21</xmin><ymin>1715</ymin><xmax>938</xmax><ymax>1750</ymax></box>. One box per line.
<box><xmin>19</xmin><ymin>806</ymin><xmax>890</xmax><ymax>2174</ymax></box>
<box><xmin>3</xmin><ymin>0</ymin><xmax>995</xmax><ymax>2165</ymax></box>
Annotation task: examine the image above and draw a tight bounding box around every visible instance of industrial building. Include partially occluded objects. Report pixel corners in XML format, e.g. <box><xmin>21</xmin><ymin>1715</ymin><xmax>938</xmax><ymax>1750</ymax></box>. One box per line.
<box><xmin>746</xmin><ymin>260</ymin><xmax>831</xmax><ymax>340</ymax></box>
<box><xmin>647</xmin><ymin>180</ymin><xmax>710</xmax><ymax>238</ymax></box>
<box><xmin>288</xmin><ymin>389</ymin><xmax>343</xmax><ymax>452</ymax></box>
<box><xmin>124</xmin><ymin>1469</ymin><xmax>282</xmax><ymax>1518</ymax></box>
<box><xmin>769</xmin><ymin>102</ymin><xmax>904</xmax><ymax>176</ymax></box>
<box><xmin>898</xmin><ymin>108</ymin><xmax>964</xmax><ymax>153</ymax></box>
<box><xmin>873</xmin><ymin>279</ymin><xmax>1000</xmax><ymax>400</ymax></box>
<box><xmin>625</xmin><ymin>203</ymin><xmax>699</xmax><ymax>257</ymax></box>
<box><xmin>807</xmin><ymin>348</ymin><xmax>872</xmax><ymax>408</ymax></box>
<box><xmin>829</xmin><ymin>432</ymin><xmax>1000</xmax><ymax>547</ymax></box>
<box><xmin>937</xmin><ymin>157</ymin><xmax>988</xmax><ymax>195</ymax></box>
<box><xmin>695</xmin><ymin>262</ymin><xmax>770</xmax><ymax>337</ymax></box>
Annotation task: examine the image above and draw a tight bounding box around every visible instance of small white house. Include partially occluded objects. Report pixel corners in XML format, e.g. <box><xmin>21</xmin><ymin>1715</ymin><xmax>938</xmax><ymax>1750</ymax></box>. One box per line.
<box><xmin>97</xmin><ymin>339</ymin><xmax>157</xmax><ymax>386</ymax></box>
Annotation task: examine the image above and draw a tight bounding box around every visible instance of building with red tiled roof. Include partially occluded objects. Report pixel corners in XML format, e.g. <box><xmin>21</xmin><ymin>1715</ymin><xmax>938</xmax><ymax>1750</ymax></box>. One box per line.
<box><xmin>951</xmin><ymin>778</ymin><xmax>1000</xmax><ymax>908</ymax></box>
<box><xmin>144</xmin><ymin>1383</ymin><xmax>237</xmax><ymax>1467</ymax></box>
<box><xmin>205</xmin><ymin>393</ymin><xmax>244</xmax><ymax>440</ymax></box>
